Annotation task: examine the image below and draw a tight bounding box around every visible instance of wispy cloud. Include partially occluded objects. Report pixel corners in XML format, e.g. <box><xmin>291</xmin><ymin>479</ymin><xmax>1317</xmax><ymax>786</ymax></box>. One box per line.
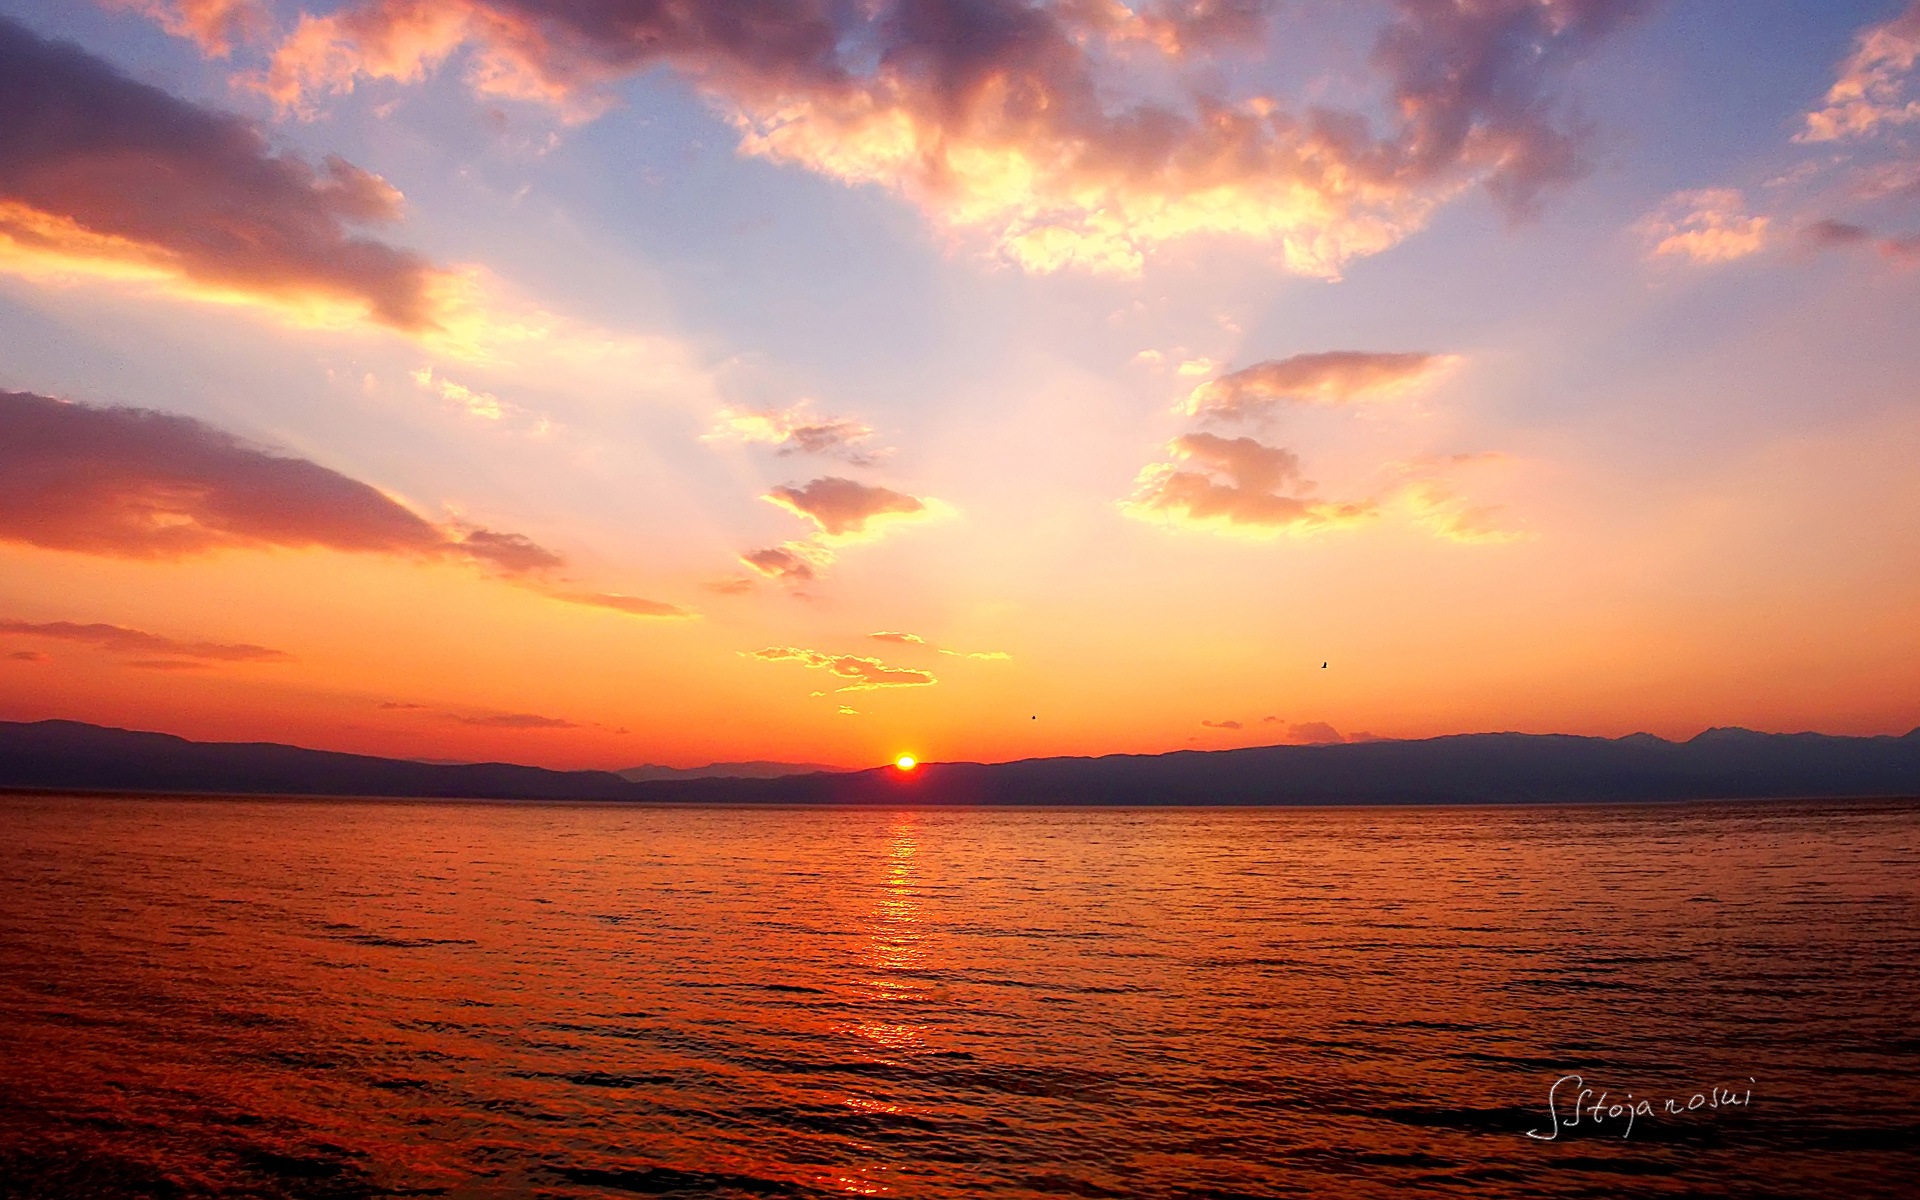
<box><xmin>550</xmin><ymin>592</ymin><xmax>695</xmax><ymax>619</ymax></box>
<box><xmin>869</xmin><ymin>630</ymin><xmax>1011</xmax><ymax>660</ymax></box>
<box><xmin>103</xmin><ymin>0</ymin><xmax>271</xmax><ymax>57</ymax></box>
<box><xmin>1797</xmin><ymin>216</ymin><xmax>1920</xmax><ymax>263</ymax></box>
<box><xmin>409</xmin><ymin>366</ymin><xmax>553</xmax><ymax>432</ymax></box>
<box><xmin>0</xmin><ymin>618</ymin><xmax>288</xmax><ymax>662</ymax></box>
<box><xmin>450</xmin><ymin>711</ymin><xmax>581</xmax><ymax>729</ymax></box>
<box><xmin>1385</xmin><ymin>453</ymin><xmax>1530</xmax><ymax>544</ymax></box>
<box><xmin>706</xmin><ymin>402</ymin><xmax>883</xmax><ymax>463</ymax></box>
<box><xmin>1183</xmin><ymin>352</ymin><xmax>1460</xmax><ymax>421</ymax></box>
<box><xmin>1398</xmin><ymin>481</ymin><xmax>1528</xmax><ymax>544</ymax></box>
<box><xmin>1798</xmin><ymin>0</ymin><xmax>1920</xmax><ymax>143</ymax></box>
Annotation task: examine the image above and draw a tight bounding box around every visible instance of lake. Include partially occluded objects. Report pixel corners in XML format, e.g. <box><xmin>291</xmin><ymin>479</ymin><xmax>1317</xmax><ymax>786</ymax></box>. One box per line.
<box><xmin>1</xmin><ymin>795</ymin><xmax>1915</xmax><ymax>1198</ymax></box>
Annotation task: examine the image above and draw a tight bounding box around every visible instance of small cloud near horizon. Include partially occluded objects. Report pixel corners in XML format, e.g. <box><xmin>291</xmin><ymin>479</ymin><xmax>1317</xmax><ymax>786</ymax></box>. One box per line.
<box><xmin>1287</xmin><ymin>721</ymin><xmax>1346</xmax><ymax>744</ymax></box>
<box><xmin>450</xmin><ymin>711</ymin><xmax>582</xmax><ymax>730</ymax></box>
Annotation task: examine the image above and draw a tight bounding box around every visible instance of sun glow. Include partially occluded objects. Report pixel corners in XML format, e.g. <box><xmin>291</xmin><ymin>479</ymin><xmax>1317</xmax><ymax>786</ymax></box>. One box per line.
<box><xmin>895</xmin><ymin>755</ymin><xmax>917</xmax><ymax>771</ymax></box>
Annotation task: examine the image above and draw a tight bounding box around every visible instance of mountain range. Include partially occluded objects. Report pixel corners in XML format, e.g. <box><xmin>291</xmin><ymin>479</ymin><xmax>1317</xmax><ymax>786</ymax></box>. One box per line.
<box><xmin>3</xmin><ymin>719</ymin><xmax>1918</xmax><ymax>806</ymax></box>
<box><xmin>614</xmin><ymin>761</ymin><xmax>843</xmax><ymax>783</ymax></box>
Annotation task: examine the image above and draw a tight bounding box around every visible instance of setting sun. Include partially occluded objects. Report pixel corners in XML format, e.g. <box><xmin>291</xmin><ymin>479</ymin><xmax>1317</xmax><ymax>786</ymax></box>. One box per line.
<box><xmin>895</xmin><ymin>755</ymin><xmax>917</xmax><ymax>771</ymax></box>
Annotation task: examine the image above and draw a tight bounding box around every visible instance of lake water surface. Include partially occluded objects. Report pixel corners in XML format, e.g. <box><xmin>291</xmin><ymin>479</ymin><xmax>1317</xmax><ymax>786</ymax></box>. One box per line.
<box><xmin>1</xmin><ymin>796</ymin><xmax>1916</xmax><ymax>1198</ymax></box>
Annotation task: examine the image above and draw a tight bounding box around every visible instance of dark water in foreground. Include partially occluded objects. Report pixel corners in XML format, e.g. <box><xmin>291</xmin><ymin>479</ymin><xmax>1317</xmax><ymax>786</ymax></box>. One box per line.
<box><xmin>1</xmin><ymin>797</ymin><xmax>1916</xmax><ymax>1199</ymax></box>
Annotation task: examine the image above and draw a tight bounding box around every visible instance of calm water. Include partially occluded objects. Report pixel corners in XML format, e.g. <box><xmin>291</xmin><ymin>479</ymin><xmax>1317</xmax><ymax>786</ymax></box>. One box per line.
<box><xmin>1</xmin><ymin>797</ymin><xmax>1916</xmax><ymax>1199</ymax></box>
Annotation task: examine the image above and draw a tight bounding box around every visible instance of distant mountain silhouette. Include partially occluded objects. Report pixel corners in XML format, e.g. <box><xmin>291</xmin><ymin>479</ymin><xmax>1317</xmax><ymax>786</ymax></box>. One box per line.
<box><xmin>616</xmin><ymin>761</ymin><xmax>845</xmax><ymax>782</ymax></box>
<box><xmin>2</xmin><ymin>719</ymin><xmax>1917</xmax><ymax>806</ymax></box>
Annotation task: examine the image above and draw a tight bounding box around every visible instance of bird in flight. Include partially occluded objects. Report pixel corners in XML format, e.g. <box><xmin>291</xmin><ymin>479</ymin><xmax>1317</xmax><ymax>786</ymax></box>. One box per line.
<box><xmin>1322</xmin><ymin>662</ymin><xmax>1328</xmax><ymax>669</ymax></box>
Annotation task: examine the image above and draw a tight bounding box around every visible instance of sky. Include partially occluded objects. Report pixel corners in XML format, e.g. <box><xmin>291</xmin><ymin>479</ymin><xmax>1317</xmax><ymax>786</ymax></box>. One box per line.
<box><xmin>2</xmin><ymin>0</ymin><xmax>1918</xmax><ymax>770</ymax></box>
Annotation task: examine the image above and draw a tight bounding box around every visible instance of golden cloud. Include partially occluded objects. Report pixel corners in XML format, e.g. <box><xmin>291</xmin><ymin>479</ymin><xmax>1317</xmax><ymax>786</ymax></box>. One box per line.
<box><xmin>747</xmin><ymin>645</ymin><xmax>937</xmax><ymax>691</ymax></box>
<box><xmin>705</xmin><ymin>402</ymin><xmax>881</xmax><ymax>463</ymax></box>
<box><xmin>1637</xmin><ymin>189</ymin><xmax>1770</xmax><ymax>264</ymax></box>
<box><xmin>2</xmin><ymin>19</ymin><xmax>673</xmax><ymax>368</ymax></box>
<box><xmin>0</xmin><ymin>17</ymin><xmax>449</xmax><ymax>330</ymax></box>
<box><xmin>1799</xmin><ymin>1</ymin><xmax>1920</xmax><ymax>143</ymax></box>
<box><xmin>228</xmin><ymin>0</ymin><xmax>1648</xmax><ymax>277</ymax></box>
<box><xmin>1122</xmin><ymin>432</ymin><xmax>1374</xmax><ymax>536</ymax></box>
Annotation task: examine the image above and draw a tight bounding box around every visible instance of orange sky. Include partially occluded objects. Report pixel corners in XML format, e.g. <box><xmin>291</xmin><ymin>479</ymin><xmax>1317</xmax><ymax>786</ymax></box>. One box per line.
<box><xmin>3</xmin><ymin>1</ymin><xmax>1919</xmax><ymax>769</ymax></box>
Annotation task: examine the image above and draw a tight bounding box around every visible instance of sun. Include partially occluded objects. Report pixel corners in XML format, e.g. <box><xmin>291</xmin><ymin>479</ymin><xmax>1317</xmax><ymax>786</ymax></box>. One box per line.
<box><xmin>895</xmin><ymin>754</ymin><xmax>917</xmax><ymax>771</ymax></box>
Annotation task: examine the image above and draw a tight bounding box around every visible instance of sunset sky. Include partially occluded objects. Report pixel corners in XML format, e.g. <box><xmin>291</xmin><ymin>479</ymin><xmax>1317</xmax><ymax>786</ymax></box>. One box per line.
<box><xmin>2</xmin><ymin>0</ymin><xmax>1918</xmax><ymax>770</ymax></box>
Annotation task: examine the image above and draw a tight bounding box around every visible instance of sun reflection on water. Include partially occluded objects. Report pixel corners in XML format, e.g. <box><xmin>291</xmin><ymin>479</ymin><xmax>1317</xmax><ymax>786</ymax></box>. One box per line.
<box><xmin>846</xmin><ymin>814</ymin><xmax>928</xmax><ymax>1057</ymax></box>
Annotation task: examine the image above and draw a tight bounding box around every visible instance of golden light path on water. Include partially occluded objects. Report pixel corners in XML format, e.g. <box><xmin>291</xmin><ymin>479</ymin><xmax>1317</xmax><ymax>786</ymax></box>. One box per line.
<box><xmin>0</xmin><ymin>796</ymin><xmax>1916</xmax><ymax>1198</ymax></box>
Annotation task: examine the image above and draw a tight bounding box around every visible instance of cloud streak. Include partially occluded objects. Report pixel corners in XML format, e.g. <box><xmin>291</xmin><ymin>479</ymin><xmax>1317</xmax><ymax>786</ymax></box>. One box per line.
<box><xmin>450</xmin><ymin>711</ymin><xmax>582</xmax><ymax>729</ymax></box>
<box><xmin>869</xmin><ymin>630</ymin><xmax>1011</xmax><ymax>660</ymax></box>
<box><xmin>550</xmin><ymin>592</ymin><xmax>695</xmax><ymax>619</ymax></box>
<box><xmin>0</xmin><ymin>618</ymin><xmax>289</xmax><ymax>662</ymax></box>
<box><xmin>1183</xmin><ymin>351</ymin><xmax>1459</xmax><ymax>420</ymax></box>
